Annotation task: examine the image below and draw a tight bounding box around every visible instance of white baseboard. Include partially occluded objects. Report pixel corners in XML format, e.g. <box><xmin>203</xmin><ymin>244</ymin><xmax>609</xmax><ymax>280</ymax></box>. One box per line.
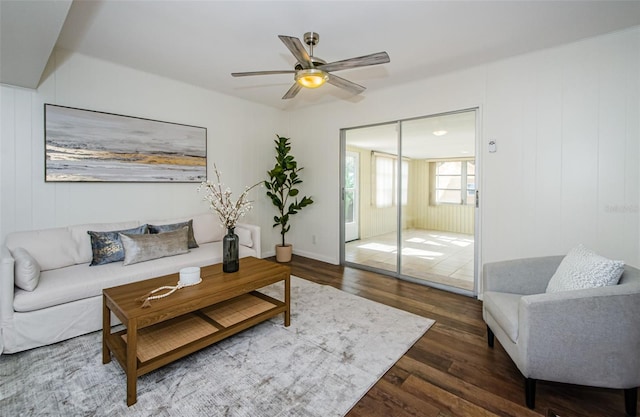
<box><xmin>259</xmin><ymin>248</ymin><xmax>338</xmax><ymax>265</ymax></box>
<box><xmin>293</xmin><ymin>248</ymin><xmax>338</xmax><ymax>265</ymax></box>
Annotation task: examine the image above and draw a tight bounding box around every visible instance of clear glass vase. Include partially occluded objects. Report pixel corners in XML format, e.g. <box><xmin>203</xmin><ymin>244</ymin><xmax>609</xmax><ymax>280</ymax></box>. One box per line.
<box><xmin>223</xmin><ymin>227</ymin><xmax>239</xmax><ymax>273</ymax></box>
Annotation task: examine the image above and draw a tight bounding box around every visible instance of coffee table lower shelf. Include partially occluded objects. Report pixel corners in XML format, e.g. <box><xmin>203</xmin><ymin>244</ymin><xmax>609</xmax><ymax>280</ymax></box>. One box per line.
<box><xmin>104</xmin><ymin>291</ymin><xmax>286</xmax><ymax>390</ymax></box>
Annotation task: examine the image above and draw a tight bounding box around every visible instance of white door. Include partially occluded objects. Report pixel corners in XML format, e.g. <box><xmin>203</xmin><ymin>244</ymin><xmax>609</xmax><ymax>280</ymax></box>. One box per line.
<box><xmin>344</xmin><ymin>151</ymin><xmax>359</xmax><ymax>242</ymax></box>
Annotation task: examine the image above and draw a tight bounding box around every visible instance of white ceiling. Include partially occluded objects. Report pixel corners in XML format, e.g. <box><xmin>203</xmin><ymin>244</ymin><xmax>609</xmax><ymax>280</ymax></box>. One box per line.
<box><xmin>2</xmin><ymin>1</ymin><xmax>640</xmax><ymax>110</ymax></box>
<box><xmin>0</xmin><ymin>0</ymin><xmax>72</xmax><ymax>89</ymax></box>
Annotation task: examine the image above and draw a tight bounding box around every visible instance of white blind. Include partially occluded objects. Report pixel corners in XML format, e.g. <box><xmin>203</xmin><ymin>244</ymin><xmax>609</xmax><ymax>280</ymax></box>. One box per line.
<box><xmin>373</xmin><ymin>153</ymin><xmax>409</xmax><ymax>208</ymax></box>
<box><xmin>375</xmin><ymin>155</ymin><xmax>394</xmax><ymax>208</ymax></box>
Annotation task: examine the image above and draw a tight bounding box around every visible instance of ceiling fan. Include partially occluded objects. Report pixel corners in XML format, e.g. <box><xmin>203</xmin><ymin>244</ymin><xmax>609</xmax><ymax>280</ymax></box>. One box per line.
<box><xmin>231</xmin><ymin>32</ymin><xmax>390</xmax><ymax>99</ymax></box>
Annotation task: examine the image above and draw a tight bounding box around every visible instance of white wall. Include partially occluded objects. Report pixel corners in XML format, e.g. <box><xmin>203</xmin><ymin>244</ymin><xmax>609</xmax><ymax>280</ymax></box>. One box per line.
<box><xmin>286</xmin><ymin>27</ymin><xmax>640</xmax><ymax>269</ymax></box>
<box><xmin>0</xmin><ymin>48</ymin><xmax>285</xmax><ymax>253</ymax></box>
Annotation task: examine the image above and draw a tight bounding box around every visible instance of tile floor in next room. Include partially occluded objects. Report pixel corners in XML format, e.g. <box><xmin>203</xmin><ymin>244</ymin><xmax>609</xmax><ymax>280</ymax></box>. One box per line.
<box><xmin>345</xmin><ymin>229</ymin><xmax>475</xmax><ymax>292</ymax></box>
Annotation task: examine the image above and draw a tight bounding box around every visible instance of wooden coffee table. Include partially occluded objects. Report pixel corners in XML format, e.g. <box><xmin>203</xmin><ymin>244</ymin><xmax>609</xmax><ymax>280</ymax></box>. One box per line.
<box><xmin>102</xmin><ymin>257</ymin><xmax>290</xmax><ymax>406</ymax></box>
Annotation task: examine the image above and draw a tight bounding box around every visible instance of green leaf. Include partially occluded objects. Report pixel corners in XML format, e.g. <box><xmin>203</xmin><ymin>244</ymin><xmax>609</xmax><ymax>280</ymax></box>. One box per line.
<box><xmin>270</xmin><ymin>195</ymin><xmax>282</xmax><ymax>208</ymax></box>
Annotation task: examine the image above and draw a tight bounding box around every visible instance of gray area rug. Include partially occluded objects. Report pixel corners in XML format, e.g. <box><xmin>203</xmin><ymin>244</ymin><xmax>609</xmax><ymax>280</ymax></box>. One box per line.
<box><xmin>0</xmin><ymin>276</ymin><xmax>434</xmax><ymax>417</ymax></box>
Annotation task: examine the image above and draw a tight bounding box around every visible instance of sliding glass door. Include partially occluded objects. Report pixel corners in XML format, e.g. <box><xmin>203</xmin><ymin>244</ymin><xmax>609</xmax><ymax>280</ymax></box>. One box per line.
<box><xmin>343</xmin><ymin>122</ymin><xmax>398</xmax><ymax>273</ymax></box>
<box><xmin>341</xmin><ymin>109</ymin><xmax>478</xmax><ymax>295</ymax></box>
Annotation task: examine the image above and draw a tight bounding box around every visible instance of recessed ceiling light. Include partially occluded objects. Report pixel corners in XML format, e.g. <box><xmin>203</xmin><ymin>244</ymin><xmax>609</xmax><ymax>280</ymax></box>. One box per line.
<box><xmin>433</xmin><ymin>130</ymin><xmax>448</xmax><ymax>136</ymax></box>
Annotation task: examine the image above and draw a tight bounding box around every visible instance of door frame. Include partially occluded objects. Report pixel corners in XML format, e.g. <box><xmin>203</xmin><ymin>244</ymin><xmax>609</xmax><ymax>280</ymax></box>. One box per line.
<box><xmin>339</xmin><ymin>107</ymin><xmax>482</xmax><ymax>297</ymax></box>
<box><xmin>344</xmin><ymin>151</ymin><xmax>360</xmax><ymax>242</ymax></box>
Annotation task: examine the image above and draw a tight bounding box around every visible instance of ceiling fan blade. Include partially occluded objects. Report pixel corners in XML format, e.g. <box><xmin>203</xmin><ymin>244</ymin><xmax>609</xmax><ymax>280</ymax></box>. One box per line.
<box><xmin>319</xmin><ymin>52</ymin><xmax>390</xmax><ymax>72</ymax></box>
<box><xmin>278</xmin><ymin>35</ymin><xmax>313</xmax><ymax>69</ymax></box>
<box><xmin>282</xmin><ymin>83</ymin><xmax>302</xmax><ymax>99</ymax></box>
<box><xmin>231</xmin><ymin>70</ymin><xmax>295</xmax><ymax>77</ymax></box>
<box><xmin>326</xmin><ymin>73</ymin><xmax>366</xmax><ymax>95</ymax></box>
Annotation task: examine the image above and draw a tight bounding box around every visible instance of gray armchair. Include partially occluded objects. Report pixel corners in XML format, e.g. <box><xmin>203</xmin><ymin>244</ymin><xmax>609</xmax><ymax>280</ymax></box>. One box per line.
<box><xmin>482</xmin><ymin>256</ymin><xmax>640</xmax><ymax>416</ymax></box>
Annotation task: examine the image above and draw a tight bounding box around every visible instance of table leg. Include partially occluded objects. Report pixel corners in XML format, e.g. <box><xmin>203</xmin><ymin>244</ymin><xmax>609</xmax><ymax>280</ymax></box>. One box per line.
<box><xmin>284</xmin><ymin>275</ymin><xmax>291</xmax><ymax>327</ymax></box>
<box><xmin>126</xmin><ymin>319</ymin><xmax>138</xmax><ymax>406</ymax></box>
<box><xmin>102</xmin><ymin>295</ymin><xmax>111</xmax><ymax>364</ymax></box>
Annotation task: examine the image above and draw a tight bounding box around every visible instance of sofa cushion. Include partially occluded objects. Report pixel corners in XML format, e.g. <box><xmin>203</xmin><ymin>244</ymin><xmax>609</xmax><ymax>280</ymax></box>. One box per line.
<box><xmin>5</xmin><ymin>228</ymin><xmax>76</xmax><ymax>271</ymax></box>
<box><xmin>88</xmin><ymin>225</ymin><xmax>148</xmax><ymax>266</ymax></box>
<box><xmin>120</xmin><ymin>227</ymin><xmax>189</xmax><ymax>266</ymax></box>
<box><xmin>149</xmin><ymin>219</ymin><xmax>198</xmax><ymax>249</ymax></box>
<box><xmin>147</xmin><ymin>213</ymin><xmax>224</xmax><ymax>245</ymax></box>
<box><xmin>546</xmin><ymin>245</ymin><xmax>625</xmax><ymax>293</ymax></box>
<box><xmin>11</xmin><ymin>247</ymin><xmax>41</xmax><ymax>291</ymax></box>
<box><xmin>191</xmin><ymin>212</ymin><xmax>225</xmax><ymax>244</ymax></box>
<box><xmin>13</xmin><ymin>242</ymin><xmax>256</xmax><ymax>312</ymax></box>
<box><xmin>68</xmin><ymin>221</ymin><xmax>140</xmax><ymax>264</ymax></box>
<box><xmin>236</xmin><ymin>227</ymin><xmax>253</xmax><ymax>248</ymax></box>
<box><xmin>483</xmin><ymin>291</ymin><xmax>521</xmax><ymax>343</ymax></box>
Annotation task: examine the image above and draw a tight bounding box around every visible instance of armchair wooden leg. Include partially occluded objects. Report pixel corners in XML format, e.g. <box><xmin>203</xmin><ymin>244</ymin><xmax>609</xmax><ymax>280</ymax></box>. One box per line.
<box><xmin>487</xmin><ymin>325</ymin><xmax>494</xmax><ymax>348</ymax></box>
<box><xmin>525</xmin><ymin>378</ymin><xmax>536</xmax><ymax>409</ymax></box>
<box><xmin>625</xmin><ymin>387</ymin><xmax>637</xmax><ymax>416</ymax></box>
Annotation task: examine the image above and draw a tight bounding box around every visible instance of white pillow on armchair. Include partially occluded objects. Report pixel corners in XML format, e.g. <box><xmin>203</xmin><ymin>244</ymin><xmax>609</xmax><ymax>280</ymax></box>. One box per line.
<box><xmin>546</xmin><ymin>244</ymin><xmax>624</xmax><ymax>293</ymax></box>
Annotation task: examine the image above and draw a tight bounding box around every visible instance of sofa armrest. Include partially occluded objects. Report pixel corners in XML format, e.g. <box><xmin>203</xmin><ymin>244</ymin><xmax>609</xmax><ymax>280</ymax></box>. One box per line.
<box><xmin>483</xmin><ymin>256</ymin><xmax>564</xmax><ymax>295</ymax></box>
<box><xmin>236</xmin><ymin>223</ymin><xmax>261</xmax><ymax>258</ymax></box>
<box><xmin>518</xmin><ymin>285</ymin><xmax>640</xmax><ymax>387</ymax></box>
<box><xmin>0</xmin><ymin>245</ymin><xmax>16</xmax><ymax>350</ymax></box>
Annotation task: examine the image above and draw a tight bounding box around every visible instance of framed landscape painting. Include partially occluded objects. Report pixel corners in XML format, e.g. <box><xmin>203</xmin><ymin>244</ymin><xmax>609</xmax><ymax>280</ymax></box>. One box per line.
<box><xmin>45</xmin><ymin>104</ymin><xmax>207</xmax><ymax>182</ymax></box>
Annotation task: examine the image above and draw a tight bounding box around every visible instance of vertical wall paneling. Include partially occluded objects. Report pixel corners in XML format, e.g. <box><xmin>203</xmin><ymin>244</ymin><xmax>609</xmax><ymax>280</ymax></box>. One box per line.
<box><xmin>482</xmin><ymin>58</ymin><xmax>527</xmax><ymax>260</ymax></box>
<box><xmin>518</xmin><ymin>55</ymin><xmax>542</xmax><ymax>257</ymax></box>
<box><xmin>633</xmin><ymin>31</ymin><xmax>640</xmax><ymax>264</ymax></box>
<box><xmin>597</xmin><ymin>35</ymin><xmax>634</xmax><ymax>261</ymax></box>
<box><xmin>560</xmin><ymin>42</ymin><xmax>600</xmax><ymax>250</ymax></box>
<box><xmin>531</xmin><ymin>48</ymin><xmax>564</xmax><ymax>256</ymax></box>
<box><xmin>624</xmin><ymin>29</ymin><xmax>639</xmax><ymax>264</ymax></box>
<box><xmin>0</xmin><ymin>86</ymin><xmax>17</xmax><ymax>240</ymax></box>
<box><xmin>14</xmin><ymin>91</ymin><xmax>33</xmax><ymax>233</ymax></box>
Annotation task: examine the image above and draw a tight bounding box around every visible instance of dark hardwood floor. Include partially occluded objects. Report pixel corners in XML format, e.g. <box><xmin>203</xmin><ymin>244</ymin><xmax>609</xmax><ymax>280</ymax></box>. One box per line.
<box><xmin>276</xmin><ymin>255</ymin><xmax>634</xmax><ymax>417</ymax></box>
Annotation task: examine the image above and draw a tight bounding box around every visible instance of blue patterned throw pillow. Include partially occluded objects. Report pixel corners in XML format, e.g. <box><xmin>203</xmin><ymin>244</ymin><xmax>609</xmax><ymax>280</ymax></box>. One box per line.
<box><xmin>148</xmin><ymin>219</ymin><xmax>198</xmax><ymax>249</ymax></box>
<box><xmin>88</xmin><ymin>224</ymin><xmax>148</xmax><ymax>266</ymax></box>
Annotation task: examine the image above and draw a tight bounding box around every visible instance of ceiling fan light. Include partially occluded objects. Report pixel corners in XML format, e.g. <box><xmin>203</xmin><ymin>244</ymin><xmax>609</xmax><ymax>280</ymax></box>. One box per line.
<box><xmin>295</xmin><ymin>69</ymin><xmax>328</xmax><ymax>89</ymax></box>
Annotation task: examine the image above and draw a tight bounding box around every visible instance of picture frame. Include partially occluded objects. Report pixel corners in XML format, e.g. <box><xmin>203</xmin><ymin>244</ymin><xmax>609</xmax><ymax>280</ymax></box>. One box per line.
<box><xmin>44</xmin><ymin>104</ymin><xmax>207</xmax><ymax>182</ymax></box>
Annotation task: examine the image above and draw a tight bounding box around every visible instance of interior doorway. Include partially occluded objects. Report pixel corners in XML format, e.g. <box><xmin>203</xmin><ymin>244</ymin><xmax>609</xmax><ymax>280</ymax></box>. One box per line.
<box><xmin>340</xmin><ymin>109</ymin><xmax>479</xmax><ymax>295</ymax></box>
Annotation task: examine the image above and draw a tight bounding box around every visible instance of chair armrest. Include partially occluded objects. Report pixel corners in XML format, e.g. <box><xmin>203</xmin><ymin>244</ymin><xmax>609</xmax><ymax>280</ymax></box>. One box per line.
<box><xmin>518</xmin><ymin>285</ymin><xmax>640</xmax><ymax>387</ymax></box>
<box><xmin>236</xmin><ymin>223</ymin><xmax>261</xmax><ymax>258</ymax></box>
<box><xmin>0</xmin><ymin>245</ymin><xmax>15</xmax><ymax>325</ymax></box>
<box><xmin>483</xmin><ymin>256</ymin><xmax>564</xmax><ymax>295</ymax></box>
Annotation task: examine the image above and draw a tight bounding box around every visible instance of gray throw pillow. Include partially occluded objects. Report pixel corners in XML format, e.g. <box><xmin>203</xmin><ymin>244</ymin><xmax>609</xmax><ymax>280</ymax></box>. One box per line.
<box><xmin>148</xmin><ymin>220</ymin><xmax>198</xmax><ymax>249</ymax></box>
<box><xmin>120</xmin><ymin>226</ymin><xmax>190</xmax><ymax>266</ymax></box>
<box><xmin>12</xmin><ymin>247</ymin><xmax>41</xmax><ymax>291</ymax></box>
<box><xmin>88</xmin><ymin>224</ymin><xmax>149</xmax><ymax>266</ymax></box>
<box><xmin>546</xmin><ymin>244</ymin><xmax>625</xmax><ymax>293</ymax></box>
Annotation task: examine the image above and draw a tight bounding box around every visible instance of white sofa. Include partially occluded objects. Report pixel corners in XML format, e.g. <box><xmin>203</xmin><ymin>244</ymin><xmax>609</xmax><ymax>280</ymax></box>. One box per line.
<box><xmin>0</xmin><ymin>212</ymin><xmax>261</xmax><ymax>354</ymax></box>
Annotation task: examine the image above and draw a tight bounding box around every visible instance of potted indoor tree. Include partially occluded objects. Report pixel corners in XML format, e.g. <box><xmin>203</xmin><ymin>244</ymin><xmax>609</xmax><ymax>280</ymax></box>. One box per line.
<box><xmin>265</xmin><ymin>135</ymin><xmax>314</xmax><ymax>262</ymax></box>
